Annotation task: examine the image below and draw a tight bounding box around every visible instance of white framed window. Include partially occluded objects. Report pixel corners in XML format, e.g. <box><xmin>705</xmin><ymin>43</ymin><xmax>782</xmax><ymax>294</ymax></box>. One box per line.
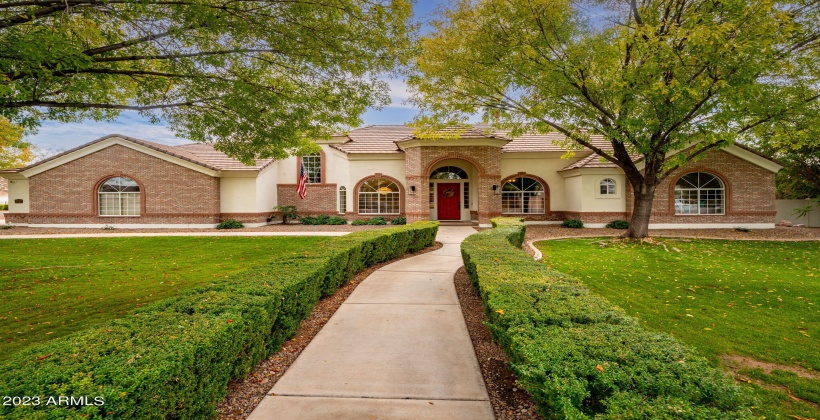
<box><xmin>338</xmin><ymin>186</ymin><xmax>347</xmax><ymax>214</ymax></box>
<box><xmin>674</xmin><ymin>172</ymin><xmax>725</xmax><ymax>215</ymax></box>
<box><xmin>301</xmin><ymin>153</ymin><xmax>321</xmax><ymax>183</ymax></box>
<box><xmin>358</xmin><ymin>177</ymin><xmax>401</xmax><ymax>214</ymax></box>
<box><xmin>599</xmin><ymin>178</ymin><xmax>617</xmax><ymax>195</ymax></box>
<box><xmin>98</xmin><ymin>176</ymin><xmax>140</xmax><ymax>216</ymax></box>
<box><xmin>501</xmin><ymin>177</ymin><xmax>545</xmax><ymax>214</ymax></box>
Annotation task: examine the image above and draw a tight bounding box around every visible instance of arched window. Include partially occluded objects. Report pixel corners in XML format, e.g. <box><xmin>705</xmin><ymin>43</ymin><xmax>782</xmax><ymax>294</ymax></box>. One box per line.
<box><xmin>600</xmin><ymin>178</ymin><xmax>617</xmax><ymax>195</ymax></box>
<box><xmin>502</xmin><ymin>177</ymin><xmax>545</xmax><ymax>214</ymax></box>
<box><xmin>674</xmin><ymin>172</ymin><xmax>724</xmax><ymax>215</ymax></box>
<box><xmin>358</xmin><ymin>177</ymin><xmax>401</xmax><ymax>214</ymax></box>
<box><xmin>301</xmin><ymin>153</ymin><xmax>321</xmax><ymax>183</ymax></box>
<box><xmin>430</xmin><ymin>166</ymin><xmax>468</xmax><ymax>179</ymax></box>
<box><xmin>338</xmin><ymin>186</ymin><xmax>347</xmax><ymax>214</ymax></box>
<box><xmin>99</xmin><ymin>176</ymin><xmax>140</xmax><ymax>216</ymax></box>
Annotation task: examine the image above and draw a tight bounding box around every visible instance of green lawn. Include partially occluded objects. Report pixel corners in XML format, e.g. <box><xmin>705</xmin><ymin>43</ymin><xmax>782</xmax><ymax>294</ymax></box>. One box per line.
<box><xmin>0</xmin><ymin>236</ymin><xmax>323</xmax><ymax>360</ymax></box>
<box><xmin>536</xmin><ymin>238</ymin><xmax>820</xmax><ymax>419</ymax></box>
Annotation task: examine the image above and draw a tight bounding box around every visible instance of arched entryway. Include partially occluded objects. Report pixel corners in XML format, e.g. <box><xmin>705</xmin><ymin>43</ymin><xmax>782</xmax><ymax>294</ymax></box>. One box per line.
<box><xmin>428</xmin><ymin>160</ymin><xmax>476</xmax><ymax>221</ymax></box>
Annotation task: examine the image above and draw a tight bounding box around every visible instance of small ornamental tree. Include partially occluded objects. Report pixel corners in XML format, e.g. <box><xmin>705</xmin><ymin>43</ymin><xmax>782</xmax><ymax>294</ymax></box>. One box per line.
<box><xmin>409</xmin><ymin>0</ymin><xmax>820</xmax><ymax>238</ymax></box>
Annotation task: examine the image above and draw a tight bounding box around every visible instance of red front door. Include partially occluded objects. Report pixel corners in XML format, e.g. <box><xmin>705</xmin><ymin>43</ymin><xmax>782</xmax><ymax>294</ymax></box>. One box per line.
<box><xmin>437</xmin><ymin>183</ymin><xmax>461</xmax><ymax>220</ymax></box>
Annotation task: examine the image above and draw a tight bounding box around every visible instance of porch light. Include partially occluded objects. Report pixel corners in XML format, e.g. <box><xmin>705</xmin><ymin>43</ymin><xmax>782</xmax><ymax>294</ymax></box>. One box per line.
<box><xmin>492</xmin><ymin>184</ymin><xmax>499</xmax><ymax>195</ymax></box>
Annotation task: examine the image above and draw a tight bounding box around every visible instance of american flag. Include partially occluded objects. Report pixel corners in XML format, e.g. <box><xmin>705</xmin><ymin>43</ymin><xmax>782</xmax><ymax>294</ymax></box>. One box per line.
<box><xmin>297</xmin><ymin>162</ymin><xmax>308</xmax><ymax>199</ymax></box>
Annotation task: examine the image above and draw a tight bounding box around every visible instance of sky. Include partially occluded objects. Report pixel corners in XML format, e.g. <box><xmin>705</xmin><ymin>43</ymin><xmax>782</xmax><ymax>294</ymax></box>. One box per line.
<box><xmin>24</xmin><ymin>0</ymin><xmax>448</xmax><ymax>152</ymax></box>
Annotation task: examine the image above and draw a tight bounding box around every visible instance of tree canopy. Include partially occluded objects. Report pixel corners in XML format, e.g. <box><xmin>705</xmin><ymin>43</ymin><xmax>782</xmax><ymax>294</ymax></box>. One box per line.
<box><xmin>408</xmin><ymin>0</ymin><xmax>820</xmax><ymax>237</ymax></box>
<box><xmin>0</xmin><ymin>0</ymin><xmax>412</xmax><ymax>163</ymax></box>
<box><xmin>0</xmin><ymin>116</ymin><xmax>33</xmax><ymax>169</ymax></box>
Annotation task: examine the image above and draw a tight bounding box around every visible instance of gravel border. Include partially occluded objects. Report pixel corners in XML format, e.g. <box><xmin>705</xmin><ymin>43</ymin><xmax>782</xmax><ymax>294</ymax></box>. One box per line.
<box><xmin>215</xmin><ymin>241</ymin><xmax>444</xmax><ymax>419</ymax></box>
<box><xmin>0</xmin><ymin>223</ymin><xmax>394</xmax><ymax>236</ymax></box>
<box><xmin>453</xmin><ymin>267</ymin><xmax>541</xmax><ymax>420</ymax></box>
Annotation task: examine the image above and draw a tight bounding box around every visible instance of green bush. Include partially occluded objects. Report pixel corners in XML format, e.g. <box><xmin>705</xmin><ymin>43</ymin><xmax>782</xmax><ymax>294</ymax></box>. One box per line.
<box><xmin>0</xmin><ymin>204</ymin><xmax>8</xmax><ymax>211</ymax></box>
<box><xmin>0</xmin><ymin>222</ymin><xmax>439</xmax><ymax>419</ymax></box>
<box><xmin>390</xmin><ymin>217</ymin><xmax>406</xmax><ymax>225</ymax></box>
<box><xmin>301</xmin><ymin>215</ymin><xmax>347</xmax><ymax>225</ymax></box>
<box><xmin>367</xmin><ymin>216</ymin><xmax>387</xmax><ymax>225</ymax></box>
<box><xmin>605</xmin><ymin>220</ymin><xmax>630</xmax><ymax>229</ymax></box>
<box><xmin>351</xmin><ymin>219</ymin><xmax>368</xmax><ymax>226</ymax></box>
<box><xmin>561</xmin><ymin>219</ymin><xmax>584</xmax><ymax>228</ymax></box>
<box><xmin>216</xmin><ymin>219</ymin><xmax>244</xmax><ymax>229</ymax></box>
<box><xmin>274</xmin><ymin>205</ymin><xmax>298</xmax><ymax>224</ymax></box>
<box><xmin>461</xmin><ymin>219</ymin><xmax>753</xmax><ymax>419</ymax></box>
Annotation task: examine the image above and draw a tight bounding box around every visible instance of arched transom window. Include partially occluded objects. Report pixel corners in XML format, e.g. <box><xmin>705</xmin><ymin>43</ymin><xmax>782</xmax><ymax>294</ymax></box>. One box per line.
<box><xmin>600</xmin><ymin>178</ymin><xmax>616</xmax><ymax>195</ymax></box>
<box><xmin>99</xmin><ymin>176</ymin><xmax>140</xmax><ymax>216</ymax></box>
<box><xmin>674</xmin><ymin>172</ymin><xmax>724</xmax><ymax>215</ymax></box>
<box><xmin>358</xmin><ymin>177</ymin><xmax>401</xmax><ymax>214</ymax></box>
<box><xmin>430</xmin><ymin>166</ymin><xmax>468</xmax><ymax>180</ymax></box>
<box><xmin>502</xmin><ymin>177</ymin><xmax>545</xmax><ymax>214</ymax></box>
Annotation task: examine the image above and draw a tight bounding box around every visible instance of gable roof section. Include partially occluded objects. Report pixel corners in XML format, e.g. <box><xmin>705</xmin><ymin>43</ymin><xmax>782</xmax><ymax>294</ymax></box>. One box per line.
<box><xmin>2</xmin><ymin>134</ymin><xmax>273</xmax><ymax>176</ymax></box>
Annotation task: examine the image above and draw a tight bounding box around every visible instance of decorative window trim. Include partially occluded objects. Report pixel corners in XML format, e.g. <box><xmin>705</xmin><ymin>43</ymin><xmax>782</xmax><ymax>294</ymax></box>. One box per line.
<box><xmin>296</xmin><ymin>150</ymin><xmax>326</xmax><ymax>184</ymax></box>
<box><xmin>500</xmin><ymin>174</ymin><xmax>548</xmax><ymax>215</ymax></box>
<box><xmin>673</xmin><ymin>171</ymin><xmax>726</xmax><ymax>215</ymax></box>
<box><xmin>595</xmin><ymin>176</ymin><xmax>621</xmax><ymax>198</ymax></box>
<box><xmin>95</xmin><ymin>175</ymin><xmax>144</xmax><ymax>217</ymax></box>
<box><xmin>354</xmin><ymin>174</ymin><xmax>405</xmax><ymax>215</ymax></box>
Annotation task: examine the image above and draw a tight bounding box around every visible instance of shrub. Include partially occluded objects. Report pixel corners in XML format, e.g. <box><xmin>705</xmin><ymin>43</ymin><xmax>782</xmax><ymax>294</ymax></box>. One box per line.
<box><xmin>561</xmin><ymin>219</ymin><xmax>584</xmax><ymax>228</ymax></box>
<box><xmin>301</xmin><ymin>215</ymin><xmax>347</xmax><ymax>225</ymax></box>
<box><xmin>367</xmin><ymin>216</ymin><xmax>387</xmax><ymax>225</ymax></box>
<box><xmin>274</xmin><ymin>205</ymin><xmax>298</xmax><ymax>224</ymax></box>
<box><xmin>605</xmin><ymin>220</ymin><xmax>630</xmax><ymax>229</ymax></box>
<box><xmin>460</xmin><ymin>219</ymin><xmax>754</xmax><ymax>419</ymax></box>
<box><xmin>0</xmin><ymin>222</ymin><xmax>439</xmax><ymax>419</ymax></box>
<box><xmin>0</xmin><ymin>225</ymin><xmax>12</xmax><ymax>230</ymax></box>
<box><xmin>327</xmin><ymin>216</ymin><xmax>347</xmax><ymax>225</ymax></box>
<box><xmin>0</xmin><ymin>204</ymin><xmax>8</xmax><ymax>211</ymax></box>
<box><xmin>390</xmin><ymin>217</ymin><xmax>406</xmax><ymax>225</ymax></box>
<box><xmin>217</xmin><ymin>219</ymin><xmax>244</xmax><ymax>229</ymax></box>
<box><xmin>300</xmin><ymin>215</ymin><xmax>330</xmax><ymax>225</ymax></box>
<box><xmin>351</xmin><ymin>219</ymin><xmax>368</xmax><ymax>226</ymax></box>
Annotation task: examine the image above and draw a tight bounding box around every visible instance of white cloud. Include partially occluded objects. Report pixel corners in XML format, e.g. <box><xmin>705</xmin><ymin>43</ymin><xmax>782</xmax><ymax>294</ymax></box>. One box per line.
<box><xmin>24</xmin><ymin>113</ymin><xmax>188</xmax><ymax>150</ymax></box>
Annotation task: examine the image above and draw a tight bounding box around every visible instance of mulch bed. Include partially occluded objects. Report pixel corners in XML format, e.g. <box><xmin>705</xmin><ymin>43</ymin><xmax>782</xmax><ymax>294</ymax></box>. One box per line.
<box><xmin>0</xmin><ymin>223</ymin><xmax>392</xmax><ymax>236</ymax></box>
<box><xmin>215</xmin><ymin>241</ymin><xmax>443</xmax><ymax>419</ymax></box>
<box><xmin>453</xmin><ymin>267</ymin><xmax>541</xmax><ymax>420</ymax></box>
<box><xmin>525</xmin><ymin>225</ymin><xmax>820</xmax><ymax>242</ymax></box>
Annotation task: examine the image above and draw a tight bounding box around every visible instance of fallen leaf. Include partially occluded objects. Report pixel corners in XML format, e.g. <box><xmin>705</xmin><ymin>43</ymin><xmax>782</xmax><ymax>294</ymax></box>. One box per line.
<box><xmin>596</xmin><ymin>364</ymin><xmax>604</xmax><ymax>372</ymax></box>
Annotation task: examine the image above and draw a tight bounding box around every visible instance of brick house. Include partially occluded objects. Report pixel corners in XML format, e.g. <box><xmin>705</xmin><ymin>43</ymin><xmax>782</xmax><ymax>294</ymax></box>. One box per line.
<box><xmin>0</xmin><ymin>126</ymin><xmax>781</xmax><ymax>228</ymax></box>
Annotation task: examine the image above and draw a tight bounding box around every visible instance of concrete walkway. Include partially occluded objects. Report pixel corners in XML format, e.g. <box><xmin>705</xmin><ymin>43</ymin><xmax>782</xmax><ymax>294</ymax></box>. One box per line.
<box><xmin>248</xmin><ymin>226</ymin><xmax>494</xmax><ymax>420</ymax></box>
<box><xmin>0</xmin><ymin>231</ymin><xmax>349</xmax><ymax>240</ymax></box>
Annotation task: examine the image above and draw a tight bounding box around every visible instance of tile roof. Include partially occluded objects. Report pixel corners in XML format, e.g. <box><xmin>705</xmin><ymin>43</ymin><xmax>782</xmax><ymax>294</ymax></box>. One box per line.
<box><xmin>331</xmin><ymin>125</ymin><xmax>412</xmax><ymax>154</ymax></box>
<box><xmin>4</xmin><ymin>134</ymin><xmax>271</xmax><ymax>173</ymax></box>
<box><xmin>175</xmin><ymin>143</ymin><xmax>273</xmax><ymax>170</ymax></box>
<box><xmin>331</xmin><ymin>125</ymin><xmax>609</xmax><ymax>154</ymax></box>
<box><xmin>559</xmin><ymin>154</ymin><xmax>620</xmax><ymax>171</ymax></box>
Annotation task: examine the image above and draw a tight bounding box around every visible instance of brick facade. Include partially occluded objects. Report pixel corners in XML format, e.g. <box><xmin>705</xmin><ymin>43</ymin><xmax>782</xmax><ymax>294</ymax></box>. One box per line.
<box><xmin>623</xmin><ymin>150</ymin><xmax>776</xmax><ymax>224</ymax></box>
<box><xmin>276</xmin><ymin>183</ymin><xmax>338</xmax><ymax>215</ymax></box>
<box><xmin>405</xmin><ymin>146</ymin><xmax>503</xmax><ymax>225</ymax></box>
<box><xmin>7</xmin><ymin>145</ymin><xmax>220</xmax><ymax>224</ymax></box>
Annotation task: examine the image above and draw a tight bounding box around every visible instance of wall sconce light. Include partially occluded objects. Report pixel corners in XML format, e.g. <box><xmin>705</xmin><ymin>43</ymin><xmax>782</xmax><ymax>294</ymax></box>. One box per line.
<box><xmin>492</xmin><ymin>185</ymin><xmax>499</xmax><ymax>195</ymax></box>
<box><xmin>410</xmin><ymin>185</ymin><xmax>416</xmax><ymax>195</ymax></box>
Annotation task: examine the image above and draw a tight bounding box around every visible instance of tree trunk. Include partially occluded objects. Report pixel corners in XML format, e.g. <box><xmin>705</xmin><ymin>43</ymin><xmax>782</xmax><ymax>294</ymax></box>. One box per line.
<box><xmin>625</xmin><ymin>185</ymin><xmax>656</xmax><ymax>239</ymax></box>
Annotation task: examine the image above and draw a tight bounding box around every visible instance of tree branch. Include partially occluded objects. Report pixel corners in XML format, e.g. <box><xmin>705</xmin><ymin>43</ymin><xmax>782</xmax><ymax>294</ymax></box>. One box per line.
<box><xmin>0</xmin><ymin>99</ymin><xmax>216</xmax><ymax>110</ymax></box>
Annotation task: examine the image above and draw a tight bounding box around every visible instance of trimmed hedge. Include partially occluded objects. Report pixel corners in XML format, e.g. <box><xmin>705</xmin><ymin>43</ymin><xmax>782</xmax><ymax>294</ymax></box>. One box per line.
<box><xmin>461</xmin><ymin>218</ymin><xmax>753</xmax><ymax>419</ymax></box>
<box><xmin>0</xmin><ymin>222</ymin><xmax>438</xmax><ymax>419</ymax></box>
